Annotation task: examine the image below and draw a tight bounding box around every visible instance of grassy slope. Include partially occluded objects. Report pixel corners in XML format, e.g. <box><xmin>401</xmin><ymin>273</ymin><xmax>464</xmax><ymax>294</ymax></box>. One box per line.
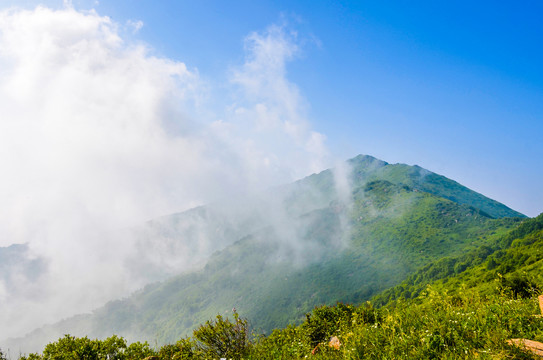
<box><xmin>372</xmin><ymin>213</ymin><xmax>543</xmax><ymax>305</ymax></box>
<box><xmin>249</xmin><ymin>214</ymin><xmax>543</xmax><ymax>359</ymax></box>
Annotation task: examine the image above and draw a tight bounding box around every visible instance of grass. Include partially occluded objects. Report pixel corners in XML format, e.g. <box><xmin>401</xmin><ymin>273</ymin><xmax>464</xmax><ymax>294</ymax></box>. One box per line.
<box><xmin>14</xmin><ymin>288</ymin><xmax>543</xmax><ymax>359</ymax></box>
<box><xmin>249</xmin><ymin>288</ymin><xmax>543</xmax><ymax>359</ymax></box>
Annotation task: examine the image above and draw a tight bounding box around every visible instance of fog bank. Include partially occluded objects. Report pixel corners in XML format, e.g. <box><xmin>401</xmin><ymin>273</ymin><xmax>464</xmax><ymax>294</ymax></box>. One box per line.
<box><xmin>0</xmin><ymin>6</ymin><xmax>333</xmax><ymax>340</ymax></box>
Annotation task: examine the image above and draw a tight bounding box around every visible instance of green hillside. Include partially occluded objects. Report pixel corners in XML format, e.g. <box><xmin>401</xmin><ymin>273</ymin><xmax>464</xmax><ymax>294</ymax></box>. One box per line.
<box><xmin>12</xmin><ymin>213</ymin><xmax>543</xmax><ymax>359</ymax></box>
<box><xmin>373</xmin><ymin>213</ymin><xmax>543</xmax><ymax>305</ymax></box>
<box><xmin>5</xmin><ymin>155</ymin><xmax>526</xmax><ymax>353</ymax></box>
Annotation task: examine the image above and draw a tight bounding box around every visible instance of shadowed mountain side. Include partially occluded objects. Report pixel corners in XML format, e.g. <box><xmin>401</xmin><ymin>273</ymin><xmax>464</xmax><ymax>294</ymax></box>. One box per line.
<box><xmin>0</xmin><ymin>244</ymin><xmax>47</xmax><ymax>293</ymax></box>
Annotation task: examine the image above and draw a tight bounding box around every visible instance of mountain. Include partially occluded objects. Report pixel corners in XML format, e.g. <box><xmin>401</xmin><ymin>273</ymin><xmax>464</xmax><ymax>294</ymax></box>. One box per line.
<box><xmin>11</xmin><ymin>214</ymin><xmax>543</xmax><ymax>359</ymax></box>
<box><xmin>347</xmin><ymin>155</ymin><xmax>524</xmax><ymax>219</ymax></box>
<box><xmin>4</xmin><ymin>155</ymin><xmax>526</xmax><ymax>352</ymax></box>
<box><xmin>0</xmin><ymin>243</ymin><xmax>47</xmax><ymax>295</ymax></box>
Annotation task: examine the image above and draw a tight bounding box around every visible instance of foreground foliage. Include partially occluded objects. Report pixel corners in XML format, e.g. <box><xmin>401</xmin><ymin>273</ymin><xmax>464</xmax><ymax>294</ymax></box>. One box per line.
<box><xmin>251</xmin><ymin>289</ymin><xmax>543</xmax><ymax>359</ymax></box>
<box><xmin>11</xmin><ymin>288</ymin><xmax>542</xmax><ymax>359</ymax></box>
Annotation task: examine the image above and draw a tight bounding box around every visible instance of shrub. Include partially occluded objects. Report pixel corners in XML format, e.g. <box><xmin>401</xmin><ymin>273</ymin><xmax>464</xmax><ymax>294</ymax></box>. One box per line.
<box><xmin>124</xmin><ymin>341</ymin><xmax>156</xmax><ymax>360</ymax></box>
<box><xmin>157</xmin><ymin>339</ymin><xmax>195</xmax><ymax>360</ymax></box>
<box><xmin>301</xmin><ymin>302</ymin><xmax>379</xmax><ymax>348</ymax></box>
<box><xmin>192</xmin><ymin>309</ymin><xmax>250</xmax><ymax>359</ymax></box>
<box><xmin>41</xmin><ymin>335</ymin><xmax>100</xmax><ymax>360</ymax></box>
<box><xmin>499</xmin><ymin>273</ymin><xmax>540</xmax><ymax>299</ymax></box>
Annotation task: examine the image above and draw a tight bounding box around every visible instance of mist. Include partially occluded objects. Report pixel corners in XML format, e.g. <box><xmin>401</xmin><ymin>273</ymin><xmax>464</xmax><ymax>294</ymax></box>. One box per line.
<box><xmin>0</xmin><ymin>6</ymin><xmax>341</xmax><ymax>341</ymax></box>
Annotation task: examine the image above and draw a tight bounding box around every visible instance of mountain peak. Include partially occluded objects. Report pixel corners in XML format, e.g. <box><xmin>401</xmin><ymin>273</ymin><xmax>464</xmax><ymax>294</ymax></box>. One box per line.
<box><xmin>348</xmin><ymin>154</ymin><xmax>388</xmax><ymax>168</ymax></box>
<box><xmin>345</xmin><ymin>154</ymin><xmax>525</xmax><ymax>219</ymax></box>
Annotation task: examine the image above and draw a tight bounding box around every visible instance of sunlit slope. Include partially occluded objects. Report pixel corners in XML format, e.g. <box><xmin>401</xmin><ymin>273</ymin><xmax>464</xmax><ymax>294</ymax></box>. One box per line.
<box><xmin>7</xmin><ymin>155</ymin><xmax>525</xmax><ymax>349</ymax></box>
<box><xmin>373</xmin><ymin>213</ymin><xmax>543</xmax><ymax>305</ymax></box>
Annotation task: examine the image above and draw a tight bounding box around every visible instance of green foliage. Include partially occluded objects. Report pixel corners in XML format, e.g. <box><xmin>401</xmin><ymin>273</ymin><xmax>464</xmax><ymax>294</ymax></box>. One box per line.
<box><xmin>15</xmin><ymin>205</ymin><xmax>543</xmax><ymax>360</ymax></box>
<box><xmin>250</xmin><ymin>326</ymin><xmax>309</xmax><ymax>359</ymax></box>
<box><xmin>124</xmin><ymin>341</ymin><xmax>156</xmax><ymax>360</ymax></box>
<box><xmin>301</xmin><ymin>302</ymin><xmax>379</xmax><ymax>347</ymax></box>
<box><xmin>302</xmin><ymin>304</ymin><xmax>350</xmax><ymax>347</ymax></box>
<box><xmin>192</xmin><ymin>310</ymin><xmax>250</xmax><ymax>359</ymax></box>
<box><xmin>373</xmin><ymin>214</ymin><xmax>543</xmax><ymax>306</ymax></box>
<box><xmin>250</xmin><ymin>289</ymin><xmax>543</xmax><ymax>359</ymax></box>
<box><xmin>156</xmin><ymin>338</ymin><xmax>194</xmax><ymax>360</ymax></box>
<box><xmin>498</xmin><ymin>273</ymin><xmax>540</xmax><ymax>299</ymax></box>
<box><xmin>499</xmin><ymin>213</ymin><xmax>543</xmax><ymax>248</ymax></box>
<box><xmin>366</xmin><ymin>160</ymin><xmax>526</xmax><ymax>219</ymax></box>
<box><xmin>34</xmin><ymin>177</ymin><xmax>519</xmax><ymax>345</ymax></box>
<box><xmin>17</xmin><ymin>285</ymin><xmax>543</xmax><ymax>360</ymax></box>
<box><xmin>19</xmin><ymin>336</ymin><xmax>156</xmax><ymax>360</ymax></box>
<box><xmin>42</xmin><ymin>335</ymin><xmax>101</xmax><ymax>360</ymax></box>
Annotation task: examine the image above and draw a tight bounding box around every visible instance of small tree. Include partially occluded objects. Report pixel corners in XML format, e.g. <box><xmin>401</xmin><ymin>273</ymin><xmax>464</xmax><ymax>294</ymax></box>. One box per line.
<box><xmin>124</xmin><ymin>341</ymin><xmax>156</xmax><ymax>360</ymax></box>
<box><xmin>193</xmin><ymin>310</ymin><xmax>250</xmax><ymax>359</ymax></box>
<box><xmin>42</xmin><ymin>335</ymin><xmax>100</xmax><ymax>360</ymax></box>
<box><xmin>99</xmin><ymin>335</ymin><xmax>127</xmax><ymax>360</ymax></box>
<box><xmin>157</xmin><ymin>339</ymin><xmax>195</xmax><ymax>360</ymax></box>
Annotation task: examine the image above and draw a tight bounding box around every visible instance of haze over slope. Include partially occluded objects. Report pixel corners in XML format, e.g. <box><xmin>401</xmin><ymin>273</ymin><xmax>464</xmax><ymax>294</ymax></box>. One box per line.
<box><xmin>4</xmin><ymin>155</ymin><xmax>524</xmax><ymax>352</ymax></box>
<box><xmin>0</xmin><ymin>6</ymin><xmax>331</xmax><ymax>340</ymax></box>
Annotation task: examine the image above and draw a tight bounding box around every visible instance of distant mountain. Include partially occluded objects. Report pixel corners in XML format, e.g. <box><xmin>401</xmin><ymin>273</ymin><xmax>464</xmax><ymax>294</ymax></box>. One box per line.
<box><xmin>4</xmin><ymin>154</ymin><xmax>526</xmax><ymax>352</ymax></box>
<box><xmin>0</xmin><ymin>243</ymin><xmax>47</xmax><ymax>295</ymax></box>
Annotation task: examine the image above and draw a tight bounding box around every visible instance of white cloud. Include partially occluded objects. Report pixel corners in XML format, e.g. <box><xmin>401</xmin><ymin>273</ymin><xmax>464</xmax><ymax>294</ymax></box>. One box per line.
<box><xmin>229</xmin><ymin>24</ymin><xmax>329</xmax><ymax>177</ymax></box>
<box><xmin>126</xmin><ymin>19</ymin><xmax>143</xmax><ymax>33</ymax></box>
<box><xmin>0</xmin><ymin>7</ymin><xmax>331</xmax><ymax>340</ymax></box>
<box><xmin>0</xmin><ymin>6</ymin><xmax>207</xmax><ymax>339</ymax></box>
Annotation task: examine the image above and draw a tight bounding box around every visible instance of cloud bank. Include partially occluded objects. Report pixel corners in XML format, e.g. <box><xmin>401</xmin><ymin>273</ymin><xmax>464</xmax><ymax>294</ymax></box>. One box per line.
<box><xmin>0</xmin><ymin>6</ymin><xmax>331</xmax><ymax>339</ymax></box>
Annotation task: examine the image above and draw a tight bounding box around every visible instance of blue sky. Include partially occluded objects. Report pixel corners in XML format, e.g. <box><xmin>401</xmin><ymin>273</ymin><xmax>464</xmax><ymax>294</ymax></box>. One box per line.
<box><xmin>1</xmin><ymin>0</ymin><xmax>542</xmax><ymax>216</ymax></box>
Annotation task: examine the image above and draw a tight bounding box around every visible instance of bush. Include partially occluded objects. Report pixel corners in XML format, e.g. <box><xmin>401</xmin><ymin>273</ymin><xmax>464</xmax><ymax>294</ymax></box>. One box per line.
<box><xmin>157</xmin><ymin>339</ymin><xmax>195</xmax><ymax>360</ymax></box>
<box><xmin>301</xmin><ymin>302</ymin><xmax>380</xmax><ymax>348</ymax></box>
<box><xmin>42</xmin><ymin>335</ymin><xmax>101</xmax><ymax>360</ymax></box>
<box><xmin>499</xmin><ymin>273</ymin><xmax>540</xmax><ymax>299</ymax></box>
<box><xmin>124</xmin><ymin>341</ymin><xmax>156</xmax><ymax>360</ymax></box>
<box><xmin>302</xmin><ymin>303</ymin><xmax>352</xmax><ymax>347</ymax></box>
<box><xmin>193</xmin><ymin>309</ymin><xmax>250</xmax><ymax>359</ymax></box>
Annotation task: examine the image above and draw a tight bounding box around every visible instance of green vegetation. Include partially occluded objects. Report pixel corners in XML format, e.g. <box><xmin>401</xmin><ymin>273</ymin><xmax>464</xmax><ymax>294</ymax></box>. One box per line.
<box><xmin>16</xmin><ymin>290</ymin><xmax>543</xmax><ymax>359</ymax></box>
<box><xmin>71</xmin><ymin>180</ymin><xmax>517</xmax><ymax>345</ymax></box>
<box><xmin>6</xmin><ymin>155</ymin><xmax>530</xmax><ymax>354</ymax></box>
<box><xmin>9</xmin><ymin>199</ymin><xmax>543</xmax><ymax>359</ymax></box>
<box><xmin>347</xmin><ymin>155</ymin><xmax>525</xmax><ymax>219</ymax></box>
<box><xmin>373</xmin><ymin>213</ymin><xmax>543</xmax><ymax>305</ymax></box>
